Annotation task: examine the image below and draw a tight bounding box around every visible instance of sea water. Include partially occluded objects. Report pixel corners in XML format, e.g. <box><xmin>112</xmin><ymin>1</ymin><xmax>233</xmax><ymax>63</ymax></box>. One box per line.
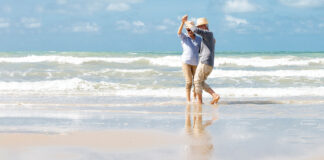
<box><xmin>0</xmin><ymin>51</ymin><xmax>323</xmax><ymax>98</ymax></box>
<box><xmin>0</xmin><ymin>51</ymin><xmax>324</xmax><ymax>160</ymax></box>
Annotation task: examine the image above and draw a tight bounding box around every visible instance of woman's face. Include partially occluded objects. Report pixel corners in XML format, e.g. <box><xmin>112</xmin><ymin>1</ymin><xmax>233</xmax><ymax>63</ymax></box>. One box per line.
<box><xmin>186</xmin><ymin>28</ymin><xmax>194</xmax><ymax>36</ymax></box>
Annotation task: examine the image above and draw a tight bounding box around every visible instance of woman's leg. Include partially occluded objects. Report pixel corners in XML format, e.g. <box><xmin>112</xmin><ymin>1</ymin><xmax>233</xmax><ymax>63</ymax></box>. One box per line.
<box><xmin>182</xmin><ymin>64</ymin><xmax>193</xmax><ymax>102</ymax></box>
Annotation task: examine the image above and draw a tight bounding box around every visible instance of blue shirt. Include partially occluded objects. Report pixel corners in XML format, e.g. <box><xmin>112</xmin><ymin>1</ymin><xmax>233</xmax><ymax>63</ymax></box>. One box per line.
<box><xmin>178</xmin><ymin>33</ymin><xmax>202</xmax><ymax>66</ymax></box>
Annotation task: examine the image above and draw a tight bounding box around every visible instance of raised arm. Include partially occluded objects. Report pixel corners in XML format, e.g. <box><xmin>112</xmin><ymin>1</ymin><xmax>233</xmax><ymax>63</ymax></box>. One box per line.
<box><xmin>185</xmin><ymin>21</ymin><xmax>213</xmax><ymax>39</ymax></box>
<box><xmin>192</xmin><ymin>26</ymin><xmax>213</xmax><ymax>39</ymax></box>
<box><xmin>177</xmin><ymin>15</ymin><xmax>188</xmax><ymax>35</ymax></box>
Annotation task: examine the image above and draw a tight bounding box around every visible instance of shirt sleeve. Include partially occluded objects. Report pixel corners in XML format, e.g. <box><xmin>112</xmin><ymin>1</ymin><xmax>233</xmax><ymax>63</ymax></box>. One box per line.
<box><xmin>178</xmin><ymin>32</ymin><xmax>186</xmax><ymax>41</ymax></box>
<box><xmin>198</xmin><ymin>37</ymin><xmax>202</xmax><ymax>53</ymax></box>
<box><xmin>190</xmin><ymin>26</ymin><xmax>213</xmax><ymax>39</ymax></box>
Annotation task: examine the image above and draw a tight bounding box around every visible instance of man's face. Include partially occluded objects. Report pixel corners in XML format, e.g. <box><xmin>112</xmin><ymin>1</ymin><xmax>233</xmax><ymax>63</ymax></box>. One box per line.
<box><xmin>198</xmin><ymin>25</ymin><xmax>208</xmax><ymax>30</ymax></box>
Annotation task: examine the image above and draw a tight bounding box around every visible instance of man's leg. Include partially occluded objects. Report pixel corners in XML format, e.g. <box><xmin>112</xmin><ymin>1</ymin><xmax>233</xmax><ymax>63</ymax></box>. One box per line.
<box><xmin>191</xmin><ymin>65</ymin><xmax>197</xmax><ymax>101</ymax></box>
<box><xmin>200</xmin><ymin>66</ymin><xmax>220</xmax><ymax>104</ymax></box>
<box><xmin>205</xmin><ymin>88</ymin><xmax>220</xmax><ymax>104</ymax></box>
<box><xmin>194</xmin><ymin>63</ymin><xmax>205</xmax><ymax>104</ymax></box>
<box><xmin>197</xmin><ymin>92</ymin><xmax>203</xmax><ymax>104</ymax></box>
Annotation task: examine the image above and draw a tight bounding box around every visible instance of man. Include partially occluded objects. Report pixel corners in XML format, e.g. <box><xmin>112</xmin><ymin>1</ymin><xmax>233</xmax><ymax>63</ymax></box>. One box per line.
<box><xmin>185</xmin><ymin>16</ymin><xmax>220</xmax><ymax>104</ymax></box>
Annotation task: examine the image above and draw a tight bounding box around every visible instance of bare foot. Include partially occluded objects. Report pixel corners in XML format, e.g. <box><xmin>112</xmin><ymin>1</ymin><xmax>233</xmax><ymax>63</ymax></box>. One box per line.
<box><xmin>193</xmin><ymin>92</ymin><xmax>197</xmax><ymax>101</ymax></box>
<box><xmin>210</xmin><ymin>95</ymin><xmax>220</xmax><ymax>104</ymax></box>
<box><xmin>196</xmin><ymin>101</ymin><xmax>204</xmax><ymax>104</ymax></box>
<box><xmin>192</xmin><ymin>96</ymin><xmax>197</xmax><ymax>102</ymax></box>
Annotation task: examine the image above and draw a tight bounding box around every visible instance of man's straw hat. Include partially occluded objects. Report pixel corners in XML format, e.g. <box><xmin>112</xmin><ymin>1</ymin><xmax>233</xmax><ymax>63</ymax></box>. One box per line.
<box><xmin>196</xmin><ymin>18</ymin><xmax>208</xmax><ymax>26</ymax></box>
<box><xmin>185</xmin><ymin>21</ymin><xmax>195</xmax><ymax>29</ymax></box>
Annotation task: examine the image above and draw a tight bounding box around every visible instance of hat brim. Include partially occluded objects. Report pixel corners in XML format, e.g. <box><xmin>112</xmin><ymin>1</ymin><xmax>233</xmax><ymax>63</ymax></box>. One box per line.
<box><xmin>196</xmin><ymin>23</ymin><xmax>208</xmax><ymax>27</ymax></box>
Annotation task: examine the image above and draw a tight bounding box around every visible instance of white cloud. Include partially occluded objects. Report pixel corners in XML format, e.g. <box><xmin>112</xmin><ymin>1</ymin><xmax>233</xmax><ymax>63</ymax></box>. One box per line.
<box><xmin>86</xmin><ymin>2</ymin><xmax>105</xmax><ymax>13</ymax></box>
<box><xmin>319</xmin><ymin>23</ymin><xmax>324</xmax><ymax>28</ymax></box>
<box><xmin>72</xmin><ymin>22</ymin><xmax>99</xmax><ymax>32</ymax></box>
<box><xmin>225</xmin><ymin>15</ymin><xmax>248</xmax><ymax>27</ymax></box>
<box><xmin>52</xmin><ymin>0</ymin><xmax>143</xmax><ymax>14</ymax></box>
<box><xmin>163</xmin><ymin>18</ymin><xmax>177</xmax><ymax>26</ymax></box>
<box><xmin>156</xmin><ymin>25</ymin><xmax>167</xmax><ymax>31</ymax></box>
<box><xmin>133</xmin><ymin>20</ymin><xmax>144</xmax><ymax>27</ymax></box>
<box><xmin>116</xmin><ymin>20</ymin><xmax>146</xmax><ymax>33</ymax></box>
<box><xmin>0</xmin><ymin>18</ymin><xmax>10</xmax><ymax>28</ymax></box>
<box><xmin>21</xmin><ymin>18</ymin><xmax>41</xmax><ymax>29</ymax></box>
<box><xmin>224</xmin><ymin>0</ymin><xmax>257</xmax><ymax>13</ymax></box>
<box><xmin>294</xmin><ymin>28</ymin><xmax>308</xmax><ymax>33</ymax></box>
<box><xmin>56</xmin><ymin>0</ymin><xmax>68</xmax><ymax>5</ymax></box>
<box><xmin>106</xmin><ymin>3</ymin><xmax>130</xmax><ymax>12</ymax></box>
<box><xmin>116</xmin><ymin>20</ymin><xmax>131</xmax><ymax>30</ymax></box>
<box><xmin>292</xmin><ymin>21</ymin><xmax>323</xmax><ymax>33</ymax></box>
<box><xmin>132</xmin><ymin>21</ymin><xmax>146</xmax><ymax>33</ymax></box>
<box><xmin>36</xmin><ymin>5</ymin><xmax>44</xmax><ymax>13</ymax></box>
<box><xmin>280</xmin><ymin>0</ymin><xmax>324</xmax><ymax>8</ymax></box>
<box><xmin>155</xmin><ymin>18</ymin><xmax>177</xmax><ymax>31</ymax></box>
<box><xmin>225</xmin><ymin>15</ymin><xmax>252</xmax><ymax>34</ymax></box>
<box><xmin>2</xmin><ymin>5</ymin><xmax>12</xmax><ymax>13</ymax></box>
<box><xmin>106</xmin><ymin>0</ymin><xmax>143</xmax><ymax>12</ymax></box>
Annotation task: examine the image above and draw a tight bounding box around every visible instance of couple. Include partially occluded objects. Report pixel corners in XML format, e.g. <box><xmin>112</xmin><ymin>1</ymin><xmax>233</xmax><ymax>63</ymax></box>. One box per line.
<box><xmin>178</xmin><ymin>15</ymin><xmax>220</xmax><ymax>104</ymax></box>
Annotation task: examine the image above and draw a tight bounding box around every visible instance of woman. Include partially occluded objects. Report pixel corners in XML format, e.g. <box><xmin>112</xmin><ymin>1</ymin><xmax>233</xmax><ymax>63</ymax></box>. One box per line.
<box><xmin>178</xmin><ymin>15</ymin><xmax>202</xmax><ymax>103</ymax></box>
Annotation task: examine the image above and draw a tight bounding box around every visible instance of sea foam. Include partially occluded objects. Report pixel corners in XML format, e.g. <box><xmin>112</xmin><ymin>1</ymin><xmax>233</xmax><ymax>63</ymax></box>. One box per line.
<box><xmin>0</xmin><ymin>55</ymin><xmax>323</xmax><ymax>67</ymax></box>
<box><xmin>0</xmin><ymin>78</ymin><xmax>322</xmax><ymax>98</ymax></box>
<box><xmin>209</xmin><ymin>69</ymin><xmax>324</xmax><ymax>78</ymax></box>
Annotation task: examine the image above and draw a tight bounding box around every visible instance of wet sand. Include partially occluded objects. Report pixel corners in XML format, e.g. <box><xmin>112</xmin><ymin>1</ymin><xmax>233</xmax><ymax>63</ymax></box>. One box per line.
<box><xmin>0</xmin><ymin>99</ymin><xmax>324</xmax><ymax>160</ymax></box>
<box><xmin>0</xmin><ymin>130</ymin><xmax>182</xmax><ymax>150</ymax></box>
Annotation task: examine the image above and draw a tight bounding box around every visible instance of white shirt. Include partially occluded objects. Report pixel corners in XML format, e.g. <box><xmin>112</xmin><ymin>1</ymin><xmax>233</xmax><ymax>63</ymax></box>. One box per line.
<box><xmin>178</xmin><ymin>33</ymin><xmax>201</xmax><ymax>66</ymax></box>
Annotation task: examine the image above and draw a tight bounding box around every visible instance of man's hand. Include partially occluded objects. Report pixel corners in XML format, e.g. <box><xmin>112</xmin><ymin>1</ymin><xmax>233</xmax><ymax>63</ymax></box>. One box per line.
<box><xmin>182</xmin><ymin>15</ymin><xmax>188</xmax><ymax>23</ymax></box>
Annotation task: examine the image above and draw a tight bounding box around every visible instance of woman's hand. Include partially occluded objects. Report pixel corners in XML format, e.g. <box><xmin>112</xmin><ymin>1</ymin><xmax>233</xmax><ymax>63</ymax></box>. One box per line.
<box><xmin>182</xmin><ymin>15</ymin><xmax>188</xmax><ymax>23</ymax></box>
<box><xmin>178</xmin><ymin>15</ymin><xmax>188</xmax><ymax>35</ymax></box>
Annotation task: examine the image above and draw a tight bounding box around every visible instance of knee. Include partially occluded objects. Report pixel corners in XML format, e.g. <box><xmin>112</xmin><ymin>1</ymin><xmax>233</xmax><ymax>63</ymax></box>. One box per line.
<box><xmin>185</xmin><ymin>82</ymin><xmax>193</xmax><ymax>89</ymax></box>
<box><xmin>194</xmin><ymin>80</ymin><xmax>200</xmax><ymax>86</ymax></box>
<box><xmin>195</xmin><ymin>86</ymin><xmax>203</xmax><ymax>94</ymax></box>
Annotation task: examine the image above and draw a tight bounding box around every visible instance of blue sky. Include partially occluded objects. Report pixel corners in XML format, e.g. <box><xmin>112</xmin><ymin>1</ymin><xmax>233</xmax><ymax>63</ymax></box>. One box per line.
<box><xmin>0</xmin><ymin>0</ymin><xmax>323</xmax><ymax>52</ymax></box>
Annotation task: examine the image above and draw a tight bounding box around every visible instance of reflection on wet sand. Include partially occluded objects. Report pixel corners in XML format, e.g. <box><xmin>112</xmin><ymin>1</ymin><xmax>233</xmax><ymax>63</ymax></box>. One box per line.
<box><xmin>183</xmin><ymin>104</ymin><xmax>218</xmax><ymax>160</ymax></box>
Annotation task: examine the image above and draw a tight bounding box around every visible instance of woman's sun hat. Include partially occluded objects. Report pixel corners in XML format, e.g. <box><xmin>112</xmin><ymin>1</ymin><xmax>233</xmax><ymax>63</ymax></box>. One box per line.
<box><xmin>196</xmin><ymin>18</ymin><xmax>208</xmax><ymax>26</ymax></box>
<box><xmin>185</xmin><ymin>21</ymin><xmax>195</xmax><ymax>29</ymax></box>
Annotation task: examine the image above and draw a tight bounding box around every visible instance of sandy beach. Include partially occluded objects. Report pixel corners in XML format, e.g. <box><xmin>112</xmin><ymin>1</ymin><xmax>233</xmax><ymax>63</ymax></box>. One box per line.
<box><xmin>0</xmin><ymin>130</ymin><xmax>182</xmax><ymax>149</ymax></box>
<box><xmin>1</xmin><ymin>98</ymin><xmax>324</xmax><ymax>160</ymax></box>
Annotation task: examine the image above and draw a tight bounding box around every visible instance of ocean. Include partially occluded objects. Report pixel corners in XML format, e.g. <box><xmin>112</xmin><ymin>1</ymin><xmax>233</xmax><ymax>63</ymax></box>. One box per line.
<box><xmin>0</xmin><ymin>51</ymin><xmax>324</xmax><ymax>160</ymax></box>
<box><xmin>0</xmin><ymin>51</ymin><xmax>323</xmax><ymax>99</ymax></box>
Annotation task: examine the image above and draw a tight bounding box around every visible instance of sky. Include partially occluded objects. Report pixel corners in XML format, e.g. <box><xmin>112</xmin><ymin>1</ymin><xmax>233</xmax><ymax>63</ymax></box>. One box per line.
<box><xmin>0</xmin><ymin>0</ymin><xmax>323</xmax><ymax>52</ymax></box>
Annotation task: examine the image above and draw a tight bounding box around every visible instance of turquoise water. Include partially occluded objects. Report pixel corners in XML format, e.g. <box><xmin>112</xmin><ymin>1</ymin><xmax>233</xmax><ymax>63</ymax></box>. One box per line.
<box><xmin>2</xmin><ymin>51</ymin><xmax>324</xmax><ymax>57</ymax></box>
<box><xmin>0</xmin><ymin>51</ymin><xmax>323</xmax><ymax>98</ymax></box>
